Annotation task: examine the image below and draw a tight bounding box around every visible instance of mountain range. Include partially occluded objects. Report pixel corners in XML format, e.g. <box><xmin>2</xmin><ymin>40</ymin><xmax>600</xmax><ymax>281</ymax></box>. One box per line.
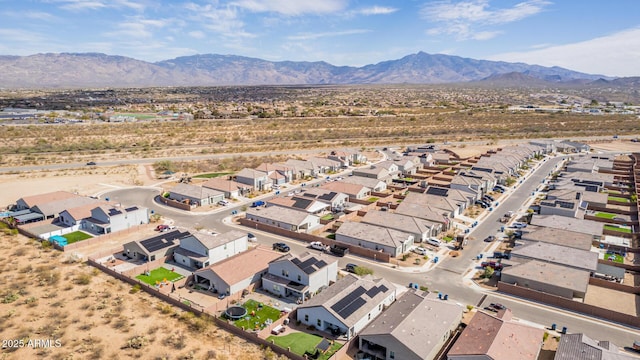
<box><xmin>0</xmin><ymin>51</ymin><xmax>627</xmax><ymax>89</ymax></box>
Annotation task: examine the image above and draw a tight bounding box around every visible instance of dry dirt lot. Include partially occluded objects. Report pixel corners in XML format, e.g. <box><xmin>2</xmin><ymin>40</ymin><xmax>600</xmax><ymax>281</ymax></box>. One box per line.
<box><xmin>583</xmin><ymin>285</ymin><xmax>639</xmax><ymax>317</ymax></box>
<box><xmin>0</xmin><ymin>232</ymin><xmax>285</xmax><ymax>360</ymax></box>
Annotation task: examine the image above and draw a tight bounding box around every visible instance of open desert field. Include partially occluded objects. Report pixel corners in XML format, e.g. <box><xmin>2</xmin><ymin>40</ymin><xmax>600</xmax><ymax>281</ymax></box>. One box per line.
<box><xmin>0</xmin><ymin>230</ymin><xmax>283</xmax><ymax>360</ymax></box>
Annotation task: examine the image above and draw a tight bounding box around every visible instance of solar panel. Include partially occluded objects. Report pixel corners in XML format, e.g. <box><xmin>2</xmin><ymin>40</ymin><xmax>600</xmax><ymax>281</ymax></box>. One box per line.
<box><xmin>318</xmin><ymin>192</ymin><xmax>336</xmax><ymax>201</ymax></box>
<box><xmin>125</xmin><ymin>206</ymin><xmax>138</xmax><ymax>212</ymax></box>
<box><xmin>292</xmin><ymin>198</ymin><xmax>313</xmax><ymax>209</ymax></box>
<box><xmin>331</xmin><ymin>286</ymin><xmax>366</xmax><ymax>314</ymax></box>
<box><xmin>337</xmin><ymin>297</ymin><xmax>366</xmax><ymax>319</ymax></box>
<box><xmin>108</xmin><ymin>208</ymin><xmax>122</xmax><ymax>216</ymax></box>
<box><xmin>139</xmin><ymin>230</ymin><xmax>185</xmax><ymax>252</ymax></box>
<box><xmin>426</xmin><ymin>187</ymin><xmax>449</xmax><ymax>197</ymax></box>
<box><xmin>291</xmin><ymin>258</ymin><xmax>302</xmax><ymax>266</ymax></box>
<box><xmin>315</xmin><ymin>260</ymin><xmax>327</xmax><ymax>268</ymax></box>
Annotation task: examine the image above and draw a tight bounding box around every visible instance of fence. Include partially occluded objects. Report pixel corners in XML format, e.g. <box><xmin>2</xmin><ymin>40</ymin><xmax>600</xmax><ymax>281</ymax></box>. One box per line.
<box><xmin>238</xmin><ymin>218</ymin><xmax>392</xmax><ymax>263</ymax></box>
<box><xmin>88</xmin><ymin>257</ymin><xmax>307</xmax><ymax>360</ymax></box>
<box><xmin>158</xmin><ymin>196</ymin><xmax>192</xmax><ymax>211</ymax></box>
<box><xmin>588</xmin><ymin>276</ymin><xmax>640</xmax><ymax>294</ymax></box>
<box><xmin>497</xmin><ymin>282</ymin><xmax>640</xmax><ymax>328</ymax></box>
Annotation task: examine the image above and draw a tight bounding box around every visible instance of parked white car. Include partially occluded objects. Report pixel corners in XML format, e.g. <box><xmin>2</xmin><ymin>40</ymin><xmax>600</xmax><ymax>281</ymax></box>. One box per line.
<box><xmin>218</xmin><ymin>200</ymin><xmax>229</xmax><ymax>206</ymax></box>
<box><xmin>413</xmin><ymin>247</ymin><xmax>428</xmax><ymax>255</ymax></box>
<box><xmin>426</xmin><ymin>238</ymin><xmax>441</xmax><ymax>247</ymax></box>
<box><xmin>309</xmin><ymin>241</ymin><xmax>328</xmax><ymax>251</ymax></box>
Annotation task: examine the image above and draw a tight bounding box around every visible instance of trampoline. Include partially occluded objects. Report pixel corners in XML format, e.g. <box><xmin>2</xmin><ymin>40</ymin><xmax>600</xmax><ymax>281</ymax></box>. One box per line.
<box><xmin>225</xmin><ymin>305</ymin><xmax>248</xmax><ymax>320</ymax></box>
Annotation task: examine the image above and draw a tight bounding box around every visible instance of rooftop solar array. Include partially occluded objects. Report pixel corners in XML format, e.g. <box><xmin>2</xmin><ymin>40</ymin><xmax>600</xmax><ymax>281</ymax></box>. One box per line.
<box><xmin>140</xmin><ymin>230</ymin><xmax>188</xmax><ymax>252</ymax></box>
<box><xmin>291</xmin><ymin>256</ymin><xmax>328</xmax><ymax>274</ymax></box>
<box><xmin>426</xmin><ymin>187</ymin><xmax>449</xmax><ymax>197</ymax></box>
<box><xmin>318</xmin><ymin>192</ymin><xmax>337</xmax><ymax>201</ymax></box>
<box><xmin>365</xmin><ymin>285</ymin><xmax>389</xmax><ymax>298</ymax></box>
<box><xmin>108</xmin><ymin>208</ymin><xmax>122</xmax><ymax>216</ymax></box>
<box><xmin>331</xmin><ymin>286</ymin><xmax>367</xmax><ymax>319</ymax></box>
<box><xmin>291</xmin><ymin>197</ymin><xmax>314</xmax><ymax>209</ymax></box>
<box><xmin>125</xmin><ymin>206</ymin><xmax>139</xmax><ymax>212</ymax></box>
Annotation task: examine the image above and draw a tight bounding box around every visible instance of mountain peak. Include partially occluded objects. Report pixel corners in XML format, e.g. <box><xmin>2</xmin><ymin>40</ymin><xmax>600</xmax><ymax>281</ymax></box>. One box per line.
<box><xmin>0</xmin><ymin>51</ymin><xmax>615</xmax><ymax>88</ymax></box>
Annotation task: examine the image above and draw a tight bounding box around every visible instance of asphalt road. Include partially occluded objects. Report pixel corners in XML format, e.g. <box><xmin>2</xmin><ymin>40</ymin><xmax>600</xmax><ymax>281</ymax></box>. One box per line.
<box><xmin>100</xmin><ymin>153</ymin><xmax>640</xmax><ymax>347</ymax></box>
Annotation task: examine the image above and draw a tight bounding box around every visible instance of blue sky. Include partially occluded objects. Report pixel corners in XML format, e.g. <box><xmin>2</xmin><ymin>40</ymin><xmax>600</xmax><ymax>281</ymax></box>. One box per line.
<box><xmin>1</xmin><ymin>0</ymin><xmax>639</xmax><ymax>77</ymax></box>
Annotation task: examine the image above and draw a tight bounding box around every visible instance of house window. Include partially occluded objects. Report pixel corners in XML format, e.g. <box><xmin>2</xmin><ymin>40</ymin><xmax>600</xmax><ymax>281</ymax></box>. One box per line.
<box><xmin>368</xmin><ymin>313</ymin><xmax>371</xmax><ymax>320</ymax></box>
<box><xmin>297</xmin><ymin>275</ymin><xmax>301</xmax><ymax>282</ymax></box>
<box><xmin>150</xmin><ymin>255</ymin><xmax>156</xmax><ymax>261</ymax></box>
<box><xmin>317</xmin><ymin>319</ymin><xmax>321</xmax><ymax>327</ymax></box>
<box><xmin>378</xmin><ymin>304</ymin><xmax>382</xmax><ymax>311</ymax></box>
<box><xmin>304</xmin><ymin>315</ymin><xmax>309</xmax><ymax>322</ymax></box>
<box><xmin>390</xmin><ymin>351</ymin><xmax>395</xmax><ymax>359</ymax></box>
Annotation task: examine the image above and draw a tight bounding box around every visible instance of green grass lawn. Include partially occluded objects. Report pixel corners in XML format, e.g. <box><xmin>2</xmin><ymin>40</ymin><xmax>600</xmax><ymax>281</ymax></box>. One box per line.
<box><xmin>193</xmin><ymin>172</ymin><xmax>233</xmax><ymax>179</ymax></box>
<box><xmin>595</xmin><ymin>212</ymin><xmax>617</xmax><ymax>219</ymax></box>
<box><xmin>233</xmin><ymin>299</ymin><xmax>281</xmax><ymax>331</ymax></box>
<box><xmin>367</xmin><ymin>197</ymin><xmax>380</xmax><ymax>203</ymax></box>
<box><xmin>603</xmin><ymin>225</ymin><xmax>632</xmax><ymax>234</ymax></box>
<box><xmin>443</xmin><ymin>236</ymin><xmax>453</xmax><ymax>243</ymax></box>
<box><xmin>608</xmin><ymin>196</ymin><xmax>630</xmax><ymax>203</ymax></box>
<box><xmin>267</xmin><ymin>332</ymin><xmax>342</xmax><ymax>360</ymax></box>
<box><xmin>63</xmin><ymin>231</ymin><xmax>92</xmax><ymax>244</ymax></box>
<box><xmin>135</xmin><ymin>267</ymin><xmax>184</xmax><ymax>286</ymax></box>
<box><xmin>604</xmin><ymin>253</ymin><xmax>624</xmax><ymax>263</ymax></box>
<box><xmin>320</xmin><ymin>214</ymin><xmax>334</xmax><ymax>221</ymax></box>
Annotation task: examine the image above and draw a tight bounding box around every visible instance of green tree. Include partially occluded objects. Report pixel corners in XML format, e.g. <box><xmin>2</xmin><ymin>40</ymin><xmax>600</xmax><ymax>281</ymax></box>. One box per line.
<box><xmin>354</xmin><ymin>266</ymin><xmax>374</xmax><ymax>276</ymax></box>
<box><xmin>483</xmin><ymin>266</ymin><xmax>495</xmax><ymax>279</ymax></box>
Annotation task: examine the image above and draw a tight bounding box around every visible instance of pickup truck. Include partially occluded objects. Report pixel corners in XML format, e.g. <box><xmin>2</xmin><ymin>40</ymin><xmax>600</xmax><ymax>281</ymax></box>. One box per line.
<box><xmin>330</xmin><ymin>244</ymin><xmax>349</xmax><ymax>257</ymax></box>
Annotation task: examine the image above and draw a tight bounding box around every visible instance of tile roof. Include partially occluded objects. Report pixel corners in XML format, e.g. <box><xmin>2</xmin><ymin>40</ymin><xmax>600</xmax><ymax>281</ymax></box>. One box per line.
<box><xmin>247</xmin><ymin>206</ymin><xmax>316</xmax><ymax>225</ymax></box>
<box><xmin>360</xmin><ymin>291</ymin><xmax>462</xmax><ymax>359</ymax></box>
<box><xmin>19</xmin><ymin>191</ymin><xmax>81</xmax><ymax>208</ymax></box>
<box><xmin>336</xmin><ymin>221</ymin><xmax>413</xmax><ymax>248</ymax></box>
<box><xmin>320</xmin><ymin>181</ymin><xmax>370</xmax><ymax>197</ymax></box>
<box><xmin>501</xmin><ymin>260</ymin><xmax>590</xmax><ymax>293</ymax></box>
<box><xmin>195</xmin><ymin>246</ymin><xmax>284</xmax><ymax>286</ymax></box>
<box><xmin>554</xmin><ymin>333</ymin><xmax>634</xmax><ymax>360</ymax></box>
<box><xmin>170</xmin><ymin>183</ymin><xmax>223</xmax><ymax>200</ymax></box>
<box><xmin>189</xmin><ymin>230</ymin><xmax>246</xmax><ymax>250</ymax></box>
<box><xmin>448</xmin><ymin>310</ymin><xmax>544</xmax><ymax>360</ymax></box>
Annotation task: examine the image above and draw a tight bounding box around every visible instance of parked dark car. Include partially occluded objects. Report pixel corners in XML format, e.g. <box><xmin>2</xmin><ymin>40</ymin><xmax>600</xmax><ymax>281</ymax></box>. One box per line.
<box><xmin>475</xmin><ymin>200</ymin><xmax>488</xmax><ymax>208</ymax></box>
<box><xmin>484</xmin><ymin>195</ymin><xmax>495</xmax><ymax>202</ymax></box>
<box><xmin>272</xmin><ymin>243</ymin><xmax>290</xmax><ymax>252</ymax></box>
<box><xmin>481</xmin><ymin>261</ymin><xmax>503</xmax><ymax>270</ymax></box>
<box><xmin>345</xmin><ymin>263</ymin><xmax>358</xmax><ymax>273</ymax></box>
<box><xmin>490</xmin><ymin>303</ymin><xmax>506</xmax><ymax>310</ymax></box>
<box><xmin>86</xmin><ymin>161</ymin><xmax>96</xmax><ymax>166</ymax></box>
<box><xmin>484</xmin><ymin>235</ymin><xmax>496</xmax><ymax>242</ymax></box>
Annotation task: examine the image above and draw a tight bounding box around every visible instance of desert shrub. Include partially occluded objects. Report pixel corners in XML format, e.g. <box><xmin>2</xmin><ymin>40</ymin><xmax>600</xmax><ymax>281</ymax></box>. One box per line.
<box><xmin>75</xmin><ymin>272</ymin><xmax>92</xmax><ymax>285</ymax></box>
<box><xmin>2</xmin><ymin>292</ymin><xmax>19</xmax><ymax>304</ymax></box>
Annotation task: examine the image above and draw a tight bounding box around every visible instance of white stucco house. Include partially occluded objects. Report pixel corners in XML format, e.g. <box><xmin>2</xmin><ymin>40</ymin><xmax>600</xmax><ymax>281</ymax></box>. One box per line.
<box><xmin>173</xmin><ymin>230</ymin><xmax>248</xmax><ymax>269</ymax></box>
<box><xmin>296</xmin><ymin>274</ymin><xmax>396</xmax><ymax>340</ymax></box>
<box><xmin>262</xmin><ymin>252</ymin><xmax>338</xmax><ymax>302</ymax></box>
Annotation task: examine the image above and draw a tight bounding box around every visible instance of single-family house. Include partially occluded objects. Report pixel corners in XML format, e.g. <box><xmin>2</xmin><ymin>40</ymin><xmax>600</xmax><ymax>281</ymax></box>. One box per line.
<box><xmin>267</xmin><ymin>196</ymin><xmax>330</xmax><ymax>214</ymax></box>
<box><xmin>193</xmin><ymin>246</ymin><xmax>284</xmax><ymax>296</ymax></box>
<box><xmin>529</xmin><ymin>140</ymin><xmax>556</xmax><ymax>154</ymax></box>
<box><xmin>447</xmin><ymin>309</ymin><xmax>544</xmax><ymax>360</ymax></box>
<box><xmin>401</xmin><ymin>191</ymin><xmax>460</xmax><ymax>218</ymax></box>
<box><xmin>352</xmin><ymin>166</ymin><xmax>392</xmax><ymax>182</ymax></box>
<box><xmin>529</xmin><ymin>215</ymin><xmax>603</xmax><ymax>238</ymax></box>
<box><xmin>173</xmin><ymin>230</ymin><xmax>248</xmax><ymax>269</ymax></box>
<box><xmin>361</xmin><ymin>210</ymin><xmax>441</xmax><ymax>241</ymax></box>
<box><xmin>335</xmin><ymin>221</ymin><xmax>414</xmax><ymax>257</ymax></box>
<box><xmin>300</xmin><ymin>188</ymin><xmax>349</xmax><ymax>211</ymax></box>
<box><xmin>168</xmin><ymin>183</ymin><xmax>225</xmax><ymax>206</ymax></box>
<box><xmin>27</xmin><ymin>194</ymin><xmax>101</xmax><ymax>220</ymax></box>
<box><xmin>320</xmin><ymin>181</ymin><xmax>371</xmax><ymax>200</ymax></box>
<box><xmin>84</xmin><ymin>205</ymin><xmax>149</xmax><ymax>234</ymax></box>
<box><xmin>328</xmin><ymin>149</ymin><xmax>367</xmax><ymax>167</ymax></box>
<box><xmin>539</xmin><ymin>189</ymin><xmax>586</xmax><ymax>218</ymax></box>
<box><xmin>557</xmin><ymin>140</ymin><xmax>590</xmax><ymax>153</ymax></box>
<box><xmin>282</xmin><ymin>159</ymin><xmax>318</xmax><ymax>179</ymax></box>
<box><xmin>519</xmin><ymin>227</ymin><xmax>594</xmax><ymax>251</ymax></box>
<box><xmin>234</xmin><ymin>168</ymin><xmax>272</xmax><ymax>191</ymax></box>
<box><xmin>338</xmin><ymin>176</ymin><xmax>387</xmax><ymax>192</ymax></box>
<box><xmin>262</xmin><ymin>252</ymin><xmax>338</xmax><ymax>301</ymax></box>
<box><xmin>554</xmin><ymin>333</ymin><xmax>636</xmax><ymax>360</ymax></box>
<box><xmin>246</xmin><ymin>206</ymin><xmax>320</xmax><ymax>232</ymax></box>
<box><xmin>123</xmin><ymin>229</ymin><xmax>189</xmax><ymax>261</ymax></box>
<box><xmin>296</xmin><ymin>274</ymin><xmax>396</xmax><ymax>340</ymax></box>
<box><xmin>255</xmin><ymin>163</ymin><xmax>294</xmax><ymax>185</ymax></box>
<box><xmin>15</xmin><ymin>191</ymin><xmax>82</xmax><ymax>212</ymax></box>
<box><xmin>500</xmin><ymin>260</ymin><xmax>590</xmax><ymax>299</ymax></box>
<box><xmin>394</xmin><ymin>201</ymin><xmax>451</xmax><ymax>230</ymax></box>
<box><xmin>359</xmin><ymin>290</ymin><xmax>463</xmax><ymax>360</ymax></box>
<box><xmin>509</xmin><ymin>241</ymin><xmax>598</xmax><ymax>272</ymax></box>
<box><xmin>374</xmin><ymin>161</ymin><xmax>401</xmax><ymax>178</ymax></box>
<box><xmin>201</xmin><ymin>178</ymin><xmax>251</xmax><ymax>199</ymax></box>
<box><xmin>308</xmin><ymin>157</ymin><xmax>343</xmax><ymax>173</ymax></box>
<box><xmin>58</xmin><ymin>202</ymin><xmax>107</xmax><ymax>228</ymax></box>
<box><xmin>393</xmin><ymin>158</ymin><xmax>419</xmax><ymax>176</ymax></box>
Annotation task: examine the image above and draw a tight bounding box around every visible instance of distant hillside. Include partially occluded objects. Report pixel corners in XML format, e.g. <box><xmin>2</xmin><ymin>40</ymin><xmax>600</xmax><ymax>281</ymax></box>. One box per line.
<box><xmin>0</xmin><ymin>51</ymin><xmax>623</xmax><ymax>88</ymax></box>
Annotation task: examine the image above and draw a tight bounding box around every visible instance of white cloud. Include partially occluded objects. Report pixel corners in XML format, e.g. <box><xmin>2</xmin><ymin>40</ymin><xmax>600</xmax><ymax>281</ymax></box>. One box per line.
<box><xmin>185</xmin><ymin>3</ymin><xmax>254</xmax><ymax>39</ymax></box>
<box><xmin>0</xmin><ymin>28</ymin><xmax>47</xmax><ymax>43</ymax></box>
<box><xmin>3</xmin><ymin>10</ymin><xmax>58</xmax><ymax>21</ymax></box>
<box><xmin>188</xmin><ymin>30</ymin><xmax>205</xmax><ymax>39</ymax></box>
<box><xmin>50</xmin><ymin>0</ymin><xmax>145</xmax><ymax>12</ymax></box>
<box><xmin>421</xmin><ymin>0</ymin><xmax>550</xmax><ymax>40</ymax></box>
<box><xmin>104</xmin><ymin>17</ymin><xmax>174</xmax><ymax>39</ymax></box>
<box><xmin>231</xmin><ymin>0</ymin><xmax>347</xmax><ymax>16</ymax></box>
<box><xmin>287</xmin><ymin>29</ymin><xmax>370</xmax><ymax>41</ymax></box>
<box><xmin>489</xmin><ymin>27</ymin><xmax>640</xmax><ymax>77</ymax></box>
<box><xmin>355</xmin><ymin>6</ymin><xmax>398</xmax><ymax>16</ymax></box>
